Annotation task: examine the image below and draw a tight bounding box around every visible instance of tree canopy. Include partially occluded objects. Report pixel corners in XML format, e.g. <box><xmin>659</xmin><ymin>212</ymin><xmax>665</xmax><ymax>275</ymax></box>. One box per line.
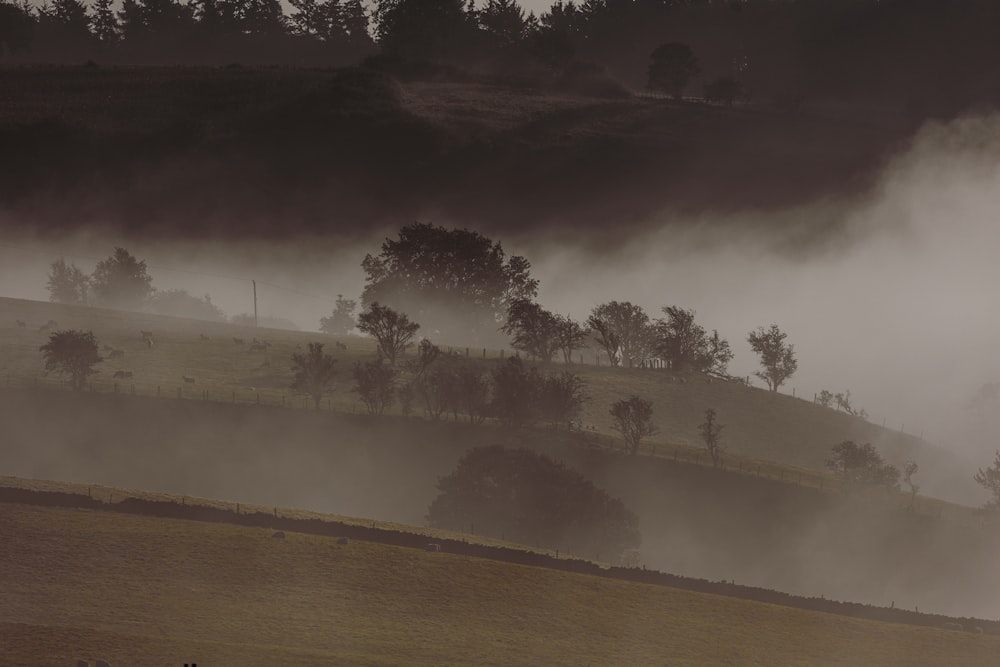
<box><xmin>90</xmin><ymin>247</ymin><xmax>154</xmax><ymax>311</ymax></box>
<box><xmin>826</xmin><ymin>441</ymin><xmax>900</xmax><ymax>492</ymax></box>
<box><xmin>427</xmin><ymin>445</ymin><xmax>641</xmax><ymax>558</ymax></box>
<box><xmin>290</xmin><ymin>342</ymin><xmax>338</xmax><ymax>409</ymax></box>
<box><xmin>356</xmin><ymin>302</ymin><xmax>420</xmax><ymax>365</ymax></box>
<box><xmin>587</xmin><ymin>301</ymin><xmax>650</xmax><ymax>368</ymax></box>
<box><xmin>747</xmin><ymin>324</ymin><xmax>797</xmax><ymax>392</ymax></box>
<box><xmin>361</xmin><ymin>223</ymin><xmax>537</xmax><ymax>346</ymax></box>
<box><xmin>39</xmin><ymin>329</ymin><xmax>102</xmax><ymax>391</ymax></box>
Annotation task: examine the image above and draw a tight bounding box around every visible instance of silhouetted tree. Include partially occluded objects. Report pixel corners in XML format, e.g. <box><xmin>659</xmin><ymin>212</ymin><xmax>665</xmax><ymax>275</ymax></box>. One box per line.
<box><xmin>704</xmin><ymin>76</ymin><xmax>743</xmax><ymax>106</ymax></box>
<box><xmin>747</xmin><ymin>324</ymin><xmax>797</xmax><ymax>392</ymax></box>
<box><xmin>648</xmin><ymin>42</ymin><xmax>699</xmax><ymax>98</ymax></box>
<box><xmin>427</xmin><ymin>445</ymin><xmax>641</xmax><ymax>556</ymax></box>
<box><xmin>91</xmin><ymin>0</ymin><xmax>121</xmax><ymax>46</ymax></box>
<box><xmin>699</xmin><ymin>408</ymin><xmax>725</xmax><ymax>468</ymax></box>
<box><xmin>352</xmin><ymin>357</ymin><xmax>397</xmax><ymax>414</ymax></box>
<box><xmin>90</xmin><ymin>247</ymin><xmax>153</xmax><ymax>310</ymax></box>
<box><xmin>817</xmin><ymin>389</ymin><xmax>834</xmax><ymax>408</ymax></box>
<box><xmin>291</xmin><ymin>342</ymin><xmax>338</xmax><ymax>409</ymax></box>
<box><xmin>974</xmin><ymin>451</ymin><xmax>1000</xmax><ymax>511</ymax></box>
<box><xmin>319</xmin><ymin>294</ymin><xmax>357</xmax><ymax>335</ymax></box>
<box><xmin>357</xmin><ymin>302</ymin><xmax>420</xmax><ymax>365</ymax></box>
<box><xmin>0</xmin><ymin>2</ymin><xmax>35</xmax><ymax>57</ymax></box>
<box><xmin>490</xmin><ymin>356</ymin><xmax>541</xmax><ymax>427</ymax></box>
<box><xmin>610</xmin><ymin>394</ymin><xmax>656</xmax><ymax>455</ymax></box>
<box><xmin>587</xmin><ymin>301</ymin><xmax>650</xmax><ymax>368</ymax></box>
<box><xmin>903</xmin><ymin>460</ymin><xmax>919</xmax><ymax>511</ymax></box>
<box><xmin>455</xmin><ymin>363</ymin><xmax>490</xmax><ymax>424</ymax></box>
<box><xmin>554</xmin><ymin>314</ymin><xmax>587</xmax><ymax>364</ymax></box>
<box><xmin>539</xmin><ymin>371</ymin><xmax>586</xmax><ymax>429</ymax></box>
<box><xmin>652</xmin><ymin>306</ymin><xmax>731</xmax><ymax>373</ymax></box>
<box><xmin>826</xmin><ymin>441</ymin><xmax>900</xmax><ymax>492</ymax></box>
<box><xmin>501</xmin><ymin>298</ymin><xmax>560</xmax><ymax>362</ymax></box>
<box><xmin>479</xmin><ymin>0</ymin><xmax>529</xmax><ymax>48</ymax></box>
<box><xmin>375</xmin><ymin>0</ymin><xmax>476</xmax><ymax>62</ymax></box>
<box><xmin>39</xmin><ymin>329</ymin><xmax>101</xmax><ymax>391</ymax></box>
<box><xmin>46</xmin><ymin>257</ymin><xmax>89</xmax><ymax>305</ymax></box>
<box><xmin>530</xmin><ymin>0</ymin><xmax>584</xmax><ymax>66</ymax></box>
<box><xmin>361</xmin><ymin>224</ymin><xmax>537</xmax><ymax>345</ymax></box>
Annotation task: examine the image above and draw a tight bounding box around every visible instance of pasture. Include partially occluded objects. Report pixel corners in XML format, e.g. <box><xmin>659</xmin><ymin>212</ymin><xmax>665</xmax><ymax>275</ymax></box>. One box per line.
<box><xmin>2</xmin><ymin>500</ymin><xmax>997</xmax><ymax>667</ymax></box>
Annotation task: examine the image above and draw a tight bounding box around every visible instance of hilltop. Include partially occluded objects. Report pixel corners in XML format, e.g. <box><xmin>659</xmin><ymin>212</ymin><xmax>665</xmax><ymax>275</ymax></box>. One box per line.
<box><xmin>0</xmin><ymin>65</ymin><xmax>910</xmax><ymax>240</ymax></box>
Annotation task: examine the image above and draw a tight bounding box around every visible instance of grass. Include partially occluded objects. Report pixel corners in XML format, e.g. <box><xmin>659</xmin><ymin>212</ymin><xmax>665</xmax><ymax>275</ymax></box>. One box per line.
<box><xmin>2</xmin><ymin>501</ymin><xmax>997</xmax><ymax>667</ymax></box>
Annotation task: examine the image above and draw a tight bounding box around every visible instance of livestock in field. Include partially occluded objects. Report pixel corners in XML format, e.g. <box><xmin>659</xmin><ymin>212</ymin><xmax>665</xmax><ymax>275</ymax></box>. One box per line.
<box><xmin>199</xmin><ymin>333</ymin><xmax>210</xmax><ymax>340</ymax></box>
<box><xmin>425</xmin><ymin>543</ymin><xmax>441</xmax><ymax>552</ymax></box>
<box><xmin>233</xmin><ymin>337</ymin><xmax>245</xmax><ymax>345</ymax></box>
<box><xmin>335</xmin><ymin>341</ymin><xmax>348</xmax><ymax>351</ymax></box>
<box><xmin>140</xmin><ymin>330</ymin><xmax>153</xmax><ymax>339</ymax></box>
<box><xmin>182</xmin><ymin>375</ymin><xmax>196</xmax><ymax>384</ymax></box>
<box><xmin>15</xmin><ymin>319</ymin><xmax>26</xmax><ymax>327</ymax></box>
<box><xmin>112</xmin><ymin>370</ymin><xmax>133</xmax><ymax>379</ymax></box>
<box><xmin>272</xmin><ymin>531</ymin><xmax>285</xmax><ymax>539</ymax></box>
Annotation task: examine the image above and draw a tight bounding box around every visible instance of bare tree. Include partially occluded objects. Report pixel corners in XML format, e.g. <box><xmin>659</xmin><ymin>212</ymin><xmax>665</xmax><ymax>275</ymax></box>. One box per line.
<box><xmin>290</xmin><ymin>342</ymin><xmax>338</xmax><ymax>409</ymax></box>
<box><xmin>610</xmin><ymin>395</ymin><xmax>657</xmax><ymax>455</ymax></box>
<box><xmin>555</xmin><ymin>315</ymin><xmax>588</xmax><ymax>364</ymax></box>
<box><xmin>974</xmin><ymin>451</ymin><xmax>1000</xmax><ymax>511</ymax></box>
<box><xmin>357</xmin><ymin>302</ymin><xmax>420</xmax><ymax>365</ymax></box>
<box><xmin>699</xmin><ymin>408</ymin><xmax>725</xmax><ymax>468</ymax></box>
<box><xmin>747</xmin><ymin>324</ymin><xmax>797</xmax><ymax>391</ymax></box>
<box><xmin>352</xmin><ymin>358</ymin><xmax>397</xmax><ymax>415</ymax></box>
<box><xmin>39</xmin><ymin>329</ymin><xmax>102</xmax><ymax>390</ymax></box>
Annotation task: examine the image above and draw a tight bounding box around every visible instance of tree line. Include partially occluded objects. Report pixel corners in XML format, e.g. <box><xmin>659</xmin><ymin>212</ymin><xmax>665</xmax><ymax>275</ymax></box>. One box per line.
<box><xmin>4</xmin><ymin>0</ymin><xmax>999</xmax><ymax>116</ymax></box>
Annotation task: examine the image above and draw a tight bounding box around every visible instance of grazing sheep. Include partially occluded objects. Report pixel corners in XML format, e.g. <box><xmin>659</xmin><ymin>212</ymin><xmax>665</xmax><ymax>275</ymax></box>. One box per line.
<box><xmin>272</xmin><ymin>531</ymin><xmax>285</xmax><ymax>539</ymax></box>
<box><xmin>335</xmin><ymin>341</ymin><xmax>348</xmax><ymax>351</ymax></box>
<box><xmin>108</xmin><ymin>349</ymin><xmax>125</xmax><ymax>359</ymax></box>
<box><xmin>424</xmin><ymin>543</ymin><xmax>441</xmax><ymax>552</ymax></box>
<box><xmin>182</xmin><ymin>375</ymin><xmax>196</xmax><ymax>384</ymax></box>
<box><xmin>199</xmin><ymin>333</ymin><xmax>210</xmax><ymax>341</ymax></box>
<box><xmin>336</xmin><ymin>537</ymin><xmax>349</xmax><ymax>545</ymax></box>
<box><xmin>140</xmin><ymin>329</ymin><xmax>153</xmax><ymax>337</ymax></box>
<box><xmin>112</xmin><ymin>370</ymin><xmax>133</xmax><ymax>379</ymax></box>
<box><xmin>15</xmin><ymin>319</ymin><xmax>26</xmax><ymax>328</ymax></box>
<box><xmin>233</xmin><ymin>337</ymin><xmax>245</xmax><ymax>345</ymax></box>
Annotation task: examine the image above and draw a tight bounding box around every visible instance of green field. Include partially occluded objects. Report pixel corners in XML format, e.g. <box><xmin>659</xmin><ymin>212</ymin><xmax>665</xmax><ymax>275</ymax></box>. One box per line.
<box><xmin>2</xmin><ymin>501</ymin><xmax>996</xmax><ymax>667</ymax></box>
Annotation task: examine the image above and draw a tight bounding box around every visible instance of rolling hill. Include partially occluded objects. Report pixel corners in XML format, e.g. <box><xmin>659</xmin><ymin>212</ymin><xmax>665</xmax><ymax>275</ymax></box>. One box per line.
<box><xmin>2</xmin><ymin>498</ymin><xmax>997</xmax><ymax>667</ymax></box>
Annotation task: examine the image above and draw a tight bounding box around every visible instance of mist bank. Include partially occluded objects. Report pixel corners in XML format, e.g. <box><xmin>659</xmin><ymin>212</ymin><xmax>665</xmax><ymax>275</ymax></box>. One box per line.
<box><xmin>2</xmin><ymin>388</ymin><xmax>997</xmax><ymax>618</ymax></box>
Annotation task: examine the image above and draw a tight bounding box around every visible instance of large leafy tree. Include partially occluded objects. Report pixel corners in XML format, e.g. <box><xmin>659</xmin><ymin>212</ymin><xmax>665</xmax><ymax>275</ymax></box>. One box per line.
<box><xmin>747</xmin><ymin>324</ymin><xmax>797</xmax><ymax>391</ymax></box>
<box><xmin>291</xmin><ymin>342</ymin><xmax>338</xmax><ymax>409</ymax></box>
<box><xmin>361</xmin><ymin>224</ymin><xmax>538</xmax><ymax>346</ymax></box>
<box><xmin>652</xmin><ymin>306</ymin><xmax>732</xmax><ymax>374</ymax></box>
<box><xmin>319</xmin><ymin>294</ymin><xmax>357</xmax><ymax>335</ymax></box>
<box><xmin>648</xmin><ymin>42</ymin><xmax>700</xmax><ymax>99</ymax></box>
<box><xmin>490</xmin><ymin>356</ymin><xmax>541</xmax><ymax>428</ymax></box>
<box><xmin>90</xmin><ymin>247</ymin><xmax>154</xmax><ymax>310</ymax></box>
<box><xmin>39</xmin><ymin>330</ymin><xmax>102</xmax><ymax>391</ymax></box>
<box><xmin>501</xmin><ymin>299</ymin><xmax>560</xmax><ymax>362</ymax></box>
<box><xmin>375</xmin><ymin>0</ymin><xmax>476</xmax><ymax>62</ymax></box>
<box><xmin>826</xmin><ymin>441</ymin><xmax>900</xmax><ymax>492</ymax></box>
<box><xmin>427</xmin><ymin>445</ymin><xmax>641</xmax><ymax>557</ymax></box>
<box><xmin>587</xmin><ymin>301</ymin><xmax>651</xmax><ymax>368</ymax></box>
<box><xmin>46</xmin><ymin>257</ymin><xmax>89</xmax><ymax>305</ymax></box>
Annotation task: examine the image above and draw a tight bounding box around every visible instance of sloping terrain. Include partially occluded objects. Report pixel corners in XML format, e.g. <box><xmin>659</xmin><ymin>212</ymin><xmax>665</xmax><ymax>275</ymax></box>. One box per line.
<box><xmin>2</xmin><ymin>501</ymin><xmax>996</xmax><ymax>667</ymax></box>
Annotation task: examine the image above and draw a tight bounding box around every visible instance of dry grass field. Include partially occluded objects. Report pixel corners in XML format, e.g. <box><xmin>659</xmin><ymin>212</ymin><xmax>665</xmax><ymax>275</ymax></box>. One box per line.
<box><xmin>2</xmin><ymin>501</ymin><xmax>997</xmax><ymax>667</ymax></box>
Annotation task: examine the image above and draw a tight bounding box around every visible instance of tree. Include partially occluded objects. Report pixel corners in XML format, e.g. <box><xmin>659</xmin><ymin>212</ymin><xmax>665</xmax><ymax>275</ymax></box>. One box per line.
<box><xmin>817</xmin><ymin>389</ymin><xmax>834</xmax><ymax>408</ymax></box>
<box><xmin>699</xmin><ymin>408</ymin><xmax>725</xmax><ymax>468</ymax></box>
<box><xmin>826</xmin><ymin>441</ymin><xmax>900</xmax><ymax>492</ymax></box>
<box><xmin>91</xmin><ymin>0</ymin><xmax>121</xmax><ymax>46</ymax></box>
<box><xmin>320</xmin><ymin>294</ymin><xmax>358</xmax><ymax>335</ymax></box>
<box><xmin>704</xmin><ymin>76</ymin><xmax>743</xmax><ymax>106</ymax></box>
<box><xmin>39</xmin><ymin>330</ymin><xmax>102</xmax><ymax>391</ymax></box>
<box><xmin>903</xmin><ymin>460</ymin><xmax>919</xmax><ymax>511</ymax></box>
<box><xmin>479</xmin><ymin>0</ymin><xmax>528</xmax><ymax>48</ymax></box>
<box><xmin>587</xmin><ymin>301</ymin><xmax>651</xmax><ymax>368</ymax></box>
<box><xmin>148</xmin><ymin>289</ymin><xmax>225</xmax><ymax>321</ymax></box>
<box><xmin>648</xmin><ymin>42</ymin><xmax>700</xmax><ymax>99</ymax></box>
<box><xmin>361</xmin><ymin>224</ymin><xmax>538</xmax><ymax>346</ymax></box>
<box><xmin>352</xmin><ymin>358</ymin><xmax>397</xmax><ymax>415</ymax></box>
<box><xmin>290</xmin><ymin>342</ymin><xmax>338</xmax><ymax>409</ymax></box>
<box><xmin>490</xmin><ymin>356</ymin><xmax>542</xmax><ymax>428</ymax></box>
<box><xmin>375</xmin><ymin>0</ymin><xmax>477</xmax><ymax>62</ymax></box>
<box><xmin>554</xmin><ymin>315</ymin><xmax>587</xmax><ymax>364</ymax></box>
<box><xmin>501</xmin><ymin>298</ymin><xmax>560</xmax><ymax>362</ymax></box>
<box><xmin>427</xmin><ymin>445</ymin><xmax>641</xmax><ymax>557</ymax></box>
<box><xmin>610</xmin><ymin>395</ymin><xmax>656</xmax><ymax>455</ymax></box>
<box><xmin>90</xmin><ymin>247</ymin><xmax>154</xmax><ymax>310</ymax></box>
<box><xmin>46</xmin><ymin>257</ymin><xmax>89</xmax><ymax>305</ymax></box>
<box><xmin>652</xmin><ymin>306</ymin><xmax>731</xmax><ymax>373</ymax></box>
<box><xmin>455</xmin><ymin>363</ymin><xmax>490</xmax><ymax>424</ymax></box>
<box><xmin>357</xmin><ymin>302</ymin><xmax>420</xmax><ymax>365</ymax></box>
<box><xmin>538</xmin><ymin>371</ymin><xmax>586</xmax><ymax>429</ymax></box>
<box><xmin>747</xmin><ymin>324</ymin><xmax>797</xmax><ymax>392</ymax></box>
<box><xmin>973</xmin><ymin>451</ymin><xmax>1000</xmax><ymax>511</ymax></box>
<box><xmin>0</xmin><ymin>2</ymin><xmax>35</xmax><ymax>57</ymax></box>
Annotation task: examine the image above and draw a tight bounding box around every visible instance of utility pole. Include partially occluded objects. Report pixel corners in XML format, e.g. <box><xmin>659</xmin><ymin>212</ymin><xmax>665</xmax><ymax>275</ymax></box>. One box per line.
<box><xmin>252</xmin><ymin>279</ymin><xmax>258</xmax><ymax>328</ymax></box>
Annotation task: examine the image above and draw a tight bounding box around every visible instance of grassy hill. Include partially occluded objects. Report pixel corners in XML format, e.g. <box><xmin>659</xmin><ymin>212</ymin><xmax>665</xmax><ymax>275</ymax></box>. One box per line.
<box><xmin>0</xmin><ymin>295</ymin><xmax>927</xmax><ymax>476</ymax></box>
<box><xmin>3</xmin><ymin>500</ymin><xmax>997</xmax><ymax>667</ymax></box>
<box><xmin>0</xmin><ymin>65</ymin><xmax>908</xmax><ymax>238</ymax></box>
